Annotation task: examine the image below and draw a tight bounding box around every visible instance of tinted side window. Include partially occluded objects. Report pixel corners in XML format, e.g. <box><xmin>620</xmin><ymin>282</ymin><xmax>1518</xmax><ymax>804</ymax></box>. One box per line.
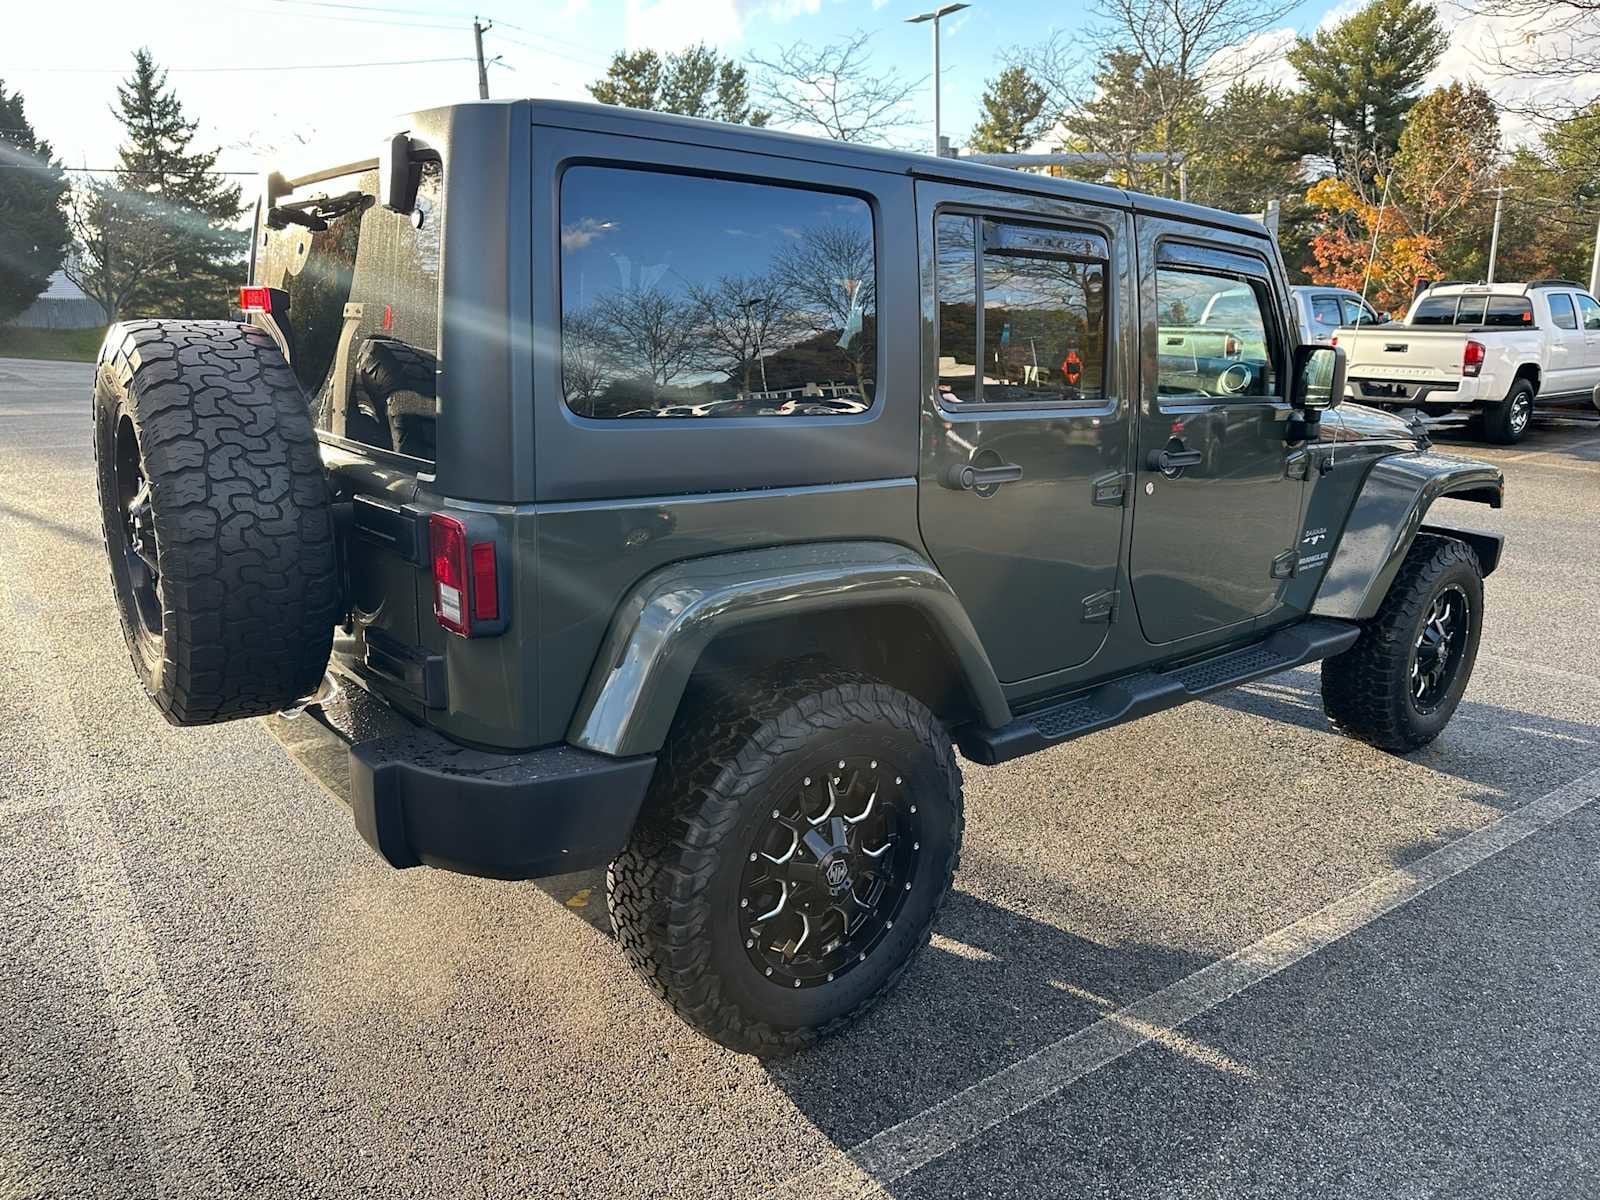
<box><xmin>559</xmin><ymin>167</ymin><xmax>875</xmax><ymax>419</ymax></box>
<box><xmin>1550</xmin><ymin>294</ymin><xmax>1578</xmax><ymax>329</ymax></box>
<box><xmin>1156</xmin><ymin>268</ymin><xmax>1277</xmax><ymax>399</ymax></box>
<box><xmin>1311</xmin><ymin>296</ymin><xmax>1341</xmax><ymax>326</ymax></box>
<box><xmin>1411</xmin><ymin>296</ymin><xmax>1458</xmax><ymax>325</ymax></box>
<box><xmin>1576</xmin><ymin>293</ymin><xmax>1600</xmax><ymax>331</ymax></box>
<box><xmin>935</xmin><ymin>213</ymin><xmax>1109</xmax><ymax>405</ymax></box>
<box><xmin>1483</xmin><ymin>296</ymin><xmax>1533</xmax><ymax>327</ymax></box>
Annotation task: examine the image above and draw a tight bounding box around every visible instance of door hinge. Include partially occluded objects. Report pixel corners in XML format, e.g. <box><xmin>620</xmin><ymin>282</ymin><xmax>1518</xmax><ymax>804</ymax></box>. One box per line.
<box><xmin>1284</xmin><ymin>449</ymin><xmax>1312</xmax><ymax>480</ymax></box>
<box><xmin>1091</xmin><ymin>471</ymin><xmax>1128</xmax><ymax>507</ymax></box>
<box><xmin>1082</xmin><ymin>589</ymin><xmax>1118</xmax><ymax>623</ymax></box>
<box><xmin>1270</xmin><ymin>550</ymin><xmax>1297</xmax><ymax>580</ymax></box>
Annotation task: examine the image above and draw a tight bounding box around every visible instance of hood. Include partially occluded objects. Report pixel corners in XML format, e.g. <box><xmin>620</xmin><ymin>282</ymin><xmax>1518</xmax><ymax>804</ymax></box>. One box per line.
<box><xmin>1324</xmin><ymin>401</ymin><xmax>1427</xmax><ymax>448</ymax></box>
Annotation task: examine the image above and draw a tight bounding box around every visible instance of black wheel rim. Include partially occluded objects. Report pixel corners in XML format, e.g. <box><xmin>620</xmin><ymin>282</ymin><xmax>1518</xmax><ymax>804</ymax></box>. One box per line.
<box><xmin>739</xmin><ymin>757</ymin><xmax>919</xmax><ymax>989</ymax></box>
<box><xmin>114</xmin><ymin>415</ymin><xmax>162</xmax><ymax>640</ymax></box>
<box><xmin>1411</xmin><ymin>584</ymin><xmax>1469</xmax><ymax>713</ymax></box>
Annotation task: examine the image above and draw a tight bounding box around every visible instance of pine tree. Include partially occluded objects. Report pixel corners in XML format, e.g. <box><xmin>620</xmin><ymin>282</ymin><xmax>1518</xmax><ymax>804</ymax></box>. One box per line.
<box><xmin>1288</xmin><ymin>0</ymin><xmax>1448</xmax><ymax>175</ymax></box>
<box><xmin>969</xmin><ymin>66</ymin><xmax>1050</xmax><ymax>154</ymax></box>
<box><xmin>590</xmin><ymin>46</ymin><xmax>768</xmax><ymax>126</ymax></box>
<box><xmin>0</xmin><ymin>80</ymin><xmax>71</xmax><ymax>325</ymax></box>
<box><xmin>109</xmin><ymin>48</ymin><xmax>244</xmax><ymax>317</ymax></box>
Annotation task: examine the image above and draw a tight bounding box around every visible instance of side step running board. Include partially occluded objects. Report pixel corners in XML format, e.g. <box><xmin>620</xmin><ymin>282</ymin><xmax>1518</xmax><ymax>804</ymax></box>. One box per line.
<box><xmin>958</xmin><ymin>617</ymin><xmax>1361</xmax><ymax>765</ymax></box>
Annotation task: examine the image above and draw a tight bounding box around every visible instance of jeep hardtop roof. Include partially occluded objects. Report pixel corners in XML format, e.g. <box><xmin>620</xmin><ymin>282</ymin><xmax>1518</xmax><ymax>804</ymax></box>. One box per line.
<box><xmin>271</xmin><ymin>98</ymin><xmax>1273</xmax><ymax>242</ymax></box>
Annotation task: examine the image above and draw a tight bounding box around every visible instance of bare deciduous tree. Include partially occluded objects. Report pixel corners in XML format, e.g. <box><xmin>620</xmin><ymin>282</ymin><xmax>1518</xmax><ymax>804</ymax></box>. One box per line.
<box><xmin>748</xmin><ymin>32</ymin><xmax>921</xmax><ymax>144</ymax></box>
<box><xmin>63</xmin><ymin>179</ymin><xmax>177</xmax><ymax>324</ymax></box>
<box><xmin>1018</xmin><ymin>0</ymin><xmax>1296</xmax><ymax>194</ymax></box>
<box><xmin>1465</xmin><ymin>0</ymin><xmax>1600</xmax><ymax>122</ymax></box>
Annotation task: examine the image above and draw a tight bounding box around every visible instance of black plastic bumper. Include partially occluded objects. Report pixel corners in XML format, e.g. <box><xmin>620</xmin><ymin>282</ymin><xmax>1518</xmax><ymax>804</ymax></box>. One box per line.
<box><xmin>264</xmin><ymin>684</ymin><xmax>655</xmax><ymax>881</ymax></box>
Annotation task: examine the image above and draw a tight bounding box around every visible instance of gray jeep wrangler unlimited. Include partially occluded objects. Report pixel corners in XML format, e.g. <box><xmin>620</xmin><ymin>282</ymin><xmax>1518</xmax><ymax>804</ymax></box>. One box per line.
<box><xmin>92</xmin><ymin>100</ymin><xmax>1505</xmax><ymax>1056</ymax></box>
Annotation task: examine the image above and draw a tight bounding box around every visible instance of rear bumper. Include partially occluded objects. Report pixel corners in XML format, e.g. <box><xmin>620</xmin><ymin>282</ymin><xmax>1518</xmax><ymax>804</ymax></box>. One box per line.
<box><xmin>265</xmin><ymin>682</ymin><xmax>655</xmax><ymax>880</ymax></box>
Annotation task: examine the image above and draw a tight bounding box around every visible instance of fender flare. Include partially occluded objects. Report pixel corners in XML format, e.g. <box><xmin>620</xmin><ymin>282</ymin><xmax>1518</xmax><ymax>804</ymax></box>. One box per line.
<box><xmin>567</xmin><ymin>541</ymin><xmax>1011</xmax><ymax>757</ymax></box>
<box><xmin>1312</xmin><ymin>451</ymin><xmax>1504</xmax><ymax>622</ymax></box>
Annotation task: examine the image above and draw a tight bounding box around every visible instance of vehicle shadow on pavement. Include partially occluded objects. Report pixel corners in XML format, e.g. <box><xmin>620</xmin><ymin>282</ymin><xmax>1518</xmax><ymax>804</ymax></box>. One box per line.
<box><xmin>1204</xmin><ymin>675</ymin><xmax>1600</xmax><ymax>804</ymax></box>
<box><xmin>536</xmin><ymin>859</ymin><xmax>1216</xmax><ymax>1153</ymax></box>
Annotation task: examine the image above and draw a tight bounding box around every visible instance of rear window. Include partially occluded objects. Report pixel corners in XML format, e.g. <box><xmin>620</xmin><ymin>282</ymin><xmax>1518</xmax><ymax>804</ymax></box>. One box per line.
<box><xmin>1411</xmin><ymin>296</ymin><xmax>1457</xmax><ymax>325</ymax></box>
<box><xmin>1484</xmin><ymin>296</ymin><xmax>1534</xmax><ymax>327</ymax></box>
<box><xmin>254</xmin><ymin>161</ymin><xmax>442</xmax><ymax>463</ymax></box>
<box><xmin>1410</xmin><ymin>292</ymin><xmax>1533</xmax><ymax>329</ymax></box>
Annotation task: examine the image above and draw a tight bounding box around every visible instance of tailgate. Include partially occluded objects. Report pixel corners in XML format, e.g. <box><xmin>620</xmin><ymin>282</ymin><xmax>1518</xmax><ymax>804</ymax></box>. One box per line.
<box><xmin>1340</xmin><ymin>328</ymin><xmax>1465</xmax><ymax>382</ymax></box>
<box><xmin>251</xmin><ymin>159</ymin><xmax>443</xmax><ymax>716</ymax></box>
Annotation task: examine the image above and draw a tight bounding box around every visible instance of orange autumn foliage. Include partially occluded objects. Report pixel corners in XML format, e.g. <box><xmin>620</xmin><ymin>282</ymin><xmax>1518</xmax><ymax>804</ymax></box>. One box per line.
<box><xmin>1305</xmin><ymin>176</ymin><xmax>1440</xmax><ymax>317</ymax></box>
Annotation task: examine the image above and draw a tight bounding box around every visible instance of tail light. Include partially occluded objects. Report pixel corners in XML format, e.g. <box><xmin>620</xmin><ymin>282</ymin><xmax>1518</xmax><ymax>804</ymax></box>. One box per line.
<box><xmin>1463</xmin><ymin>339</ymin><xmax>1486</xmax><ymax>378</ymax></box>
<box><xmin>429</xmin><ymin>513</ymin><xmax>502</xmax><ymax>637</ymax></box>
<box><xmin>1224</xmin><ymin>334</ymin><xmax>1240</xmax><ymax>357</ymax></box>
<box><xmin>239</xmin><ymin>286</ymin><xmax>272</xmax><ymax>313</ymax></box>
<box><xmin>1330</xmin><ymin>335</ymin><xmax>1338</xmax><ymax>347</ymax></box>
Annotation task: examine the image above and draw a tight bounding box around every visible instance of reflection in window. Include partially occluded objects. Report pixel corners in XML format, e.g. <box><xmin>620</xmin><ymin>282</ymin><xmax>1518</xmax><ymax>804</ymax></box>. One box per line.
<box><xmin>1155</xmin><ymin>268</ymin><xmax>1277</xmax><ymax>400</ymax></box>
<box><xmin>559</xmin><ymin>167</ymin><xmax>876</xmax><ymax>419</ymax></box>
<box><xmin>1311</xmin><ymin>297</ymin><xmax>1341</xmax><ymax>326</ymax></box>
<box><xmin>254</xmin><ymin>161</ymin><xmax>443</xmax><ymax>462</ymax></box>
<box><xmin>935</xmin><ymin>214</ymin><xmax>1108</xmax><ymax>405</ymax></box>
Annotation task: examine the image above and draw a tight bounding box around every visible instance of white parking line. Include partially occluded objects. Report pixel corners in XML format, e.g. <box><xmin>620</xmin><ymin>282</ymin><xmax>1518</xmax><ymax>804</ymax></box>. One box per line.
<box><xmin>1481</xmin><ymin>652</ymin><xmax>1600</xmax><ymax>690</ymax></box>
<box><xmin>0</xmin><ymin>530</ymin><xmax>235</xmax><ymax>1196</ymax></box>
<box><xmin>765</xmin><ymin>764</ymin><xmax>1600</xmax><ymax>1200</ymax></box>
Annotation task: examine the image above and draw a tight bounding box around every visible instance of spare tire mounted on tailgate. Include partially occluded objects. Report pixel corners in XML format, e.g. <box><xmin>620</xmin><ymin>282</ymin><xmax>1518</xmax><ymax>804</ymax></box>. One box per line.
<box><xmin>92</xmin><ymin>320</ymin><xmax>340</xmax><ymax>725</ymax></box>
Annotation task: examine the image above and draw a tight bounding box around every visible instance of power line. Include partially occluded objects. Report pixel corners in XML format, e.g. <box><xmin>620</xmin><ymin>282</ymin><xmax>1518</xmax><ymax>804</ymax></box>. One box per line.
<box><xmin>0</xmin><ymin>55</ymin><xmax>476</xmax><ymax>74</ymax></box>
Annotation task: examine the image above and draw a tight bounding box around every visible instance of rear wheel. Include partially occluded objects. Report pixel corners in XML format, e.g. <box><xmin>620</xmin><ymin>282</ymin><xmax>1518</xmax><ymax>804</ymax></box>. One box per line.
<box><xmin>608</xmin><ymin>667</ymin><xmax>963</xmax><ymax>1056</ymax></box>
<box><xmin>1321</xmin><ymin>535</ymin><xmax>1483</xmax><ymax>752</ymax></box>
<box><xmin>1483</xmin><ymin>379</ymin><xmax>1533</xmax><ymax>444</ymax></box>
<box><xmin>93</xmin><ymin>320</ymin><xmax>339</xmax><ymax>725</ymax></box>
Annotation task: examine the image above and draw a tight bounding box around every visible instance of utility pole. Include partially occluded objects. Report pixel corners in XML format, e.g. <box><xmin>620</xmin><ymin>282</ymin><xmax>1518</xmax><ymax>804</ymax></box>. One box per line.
<box><xmin>908</xmin><ymin>4</ymin><xmax>969</xmax><ymax>156</ymax></box>
<box><xmin>473</xmin><ymin>17</ymin><xmax>492</xmax><ymax>100</ymax></box>
<box><xmin>1486</xmin><ymin>185</ymin><xmax>1506</xmax><ymax>285</ymax></box>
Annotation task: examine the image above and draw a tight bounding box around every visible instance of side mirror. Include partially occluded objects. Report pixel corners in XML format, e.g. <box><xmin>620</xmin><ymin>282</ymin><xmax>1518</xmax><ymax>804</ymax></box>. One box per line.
<box><xmin>1292</xmin><ymin>343</ymin><xmax>1345</xmax><ymax>411</ymax></box>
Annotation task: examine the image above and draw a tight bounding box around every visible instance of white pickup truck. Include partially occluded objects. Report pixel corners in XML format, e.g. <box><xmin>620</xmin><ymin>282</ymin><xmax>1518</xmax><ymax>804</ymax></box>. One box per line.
<box><xmin>1335</xmin><ymin>280</ymin><xmax>1600</xmax><ymax>443</ymax></box>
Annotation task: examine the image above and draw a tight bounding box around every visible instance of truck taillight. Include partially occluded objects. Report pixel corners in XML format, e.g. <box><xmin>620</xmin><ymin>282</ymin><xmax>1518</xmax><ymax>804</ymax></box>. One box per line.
<box><xmin>1224</xmin><ymin>334</ymin><xmax>1240</xmax><ymax>357</ymax></box>
<box><xmin>429</xmin><ymin>514</ymin><xmax>500</xmax><ymax>636</ymax></box>
<box><xmin>1463</xmin><ymin>339</ymin><xmax>1486</xmax><ymax>378</ymax></box>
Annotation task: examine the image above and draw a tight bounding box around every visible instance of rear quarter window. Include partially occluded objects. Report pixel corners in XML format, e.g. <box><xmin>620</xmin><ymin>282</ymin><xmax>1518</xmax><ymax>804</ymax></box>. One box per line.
<box><xmin>558</xmin><ymin>166</ymin><xmax>877</xmax><ymax>419</ymax></box>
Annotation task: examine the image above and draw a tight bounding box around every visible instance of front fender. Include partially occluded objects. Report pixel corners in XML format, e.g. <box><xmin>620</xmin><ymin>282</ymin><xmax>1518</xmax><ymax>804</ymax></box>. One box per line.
<box><xmin>1313</xmin><ymin>451</ymin><xmax>1504</xmax><ymax>621</ymax></box>
<box><xmin>567</xmin><ymin>541</ymin><xmax>1011</xmax><ymax>758</ymax></box>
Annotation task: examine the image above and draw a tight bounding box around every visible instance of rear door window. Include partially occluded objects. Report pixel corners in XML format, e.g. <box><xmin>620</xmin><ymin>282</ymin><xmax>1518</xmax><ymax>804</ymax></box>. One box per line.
<box><xmin>935</xmin><ymin>213</ymin><xmax>1109</xmax><ymax>405</ymax></box>
<box><xmin>558</xmin><ymin>166</ymin><xmax>876</xmax><ymax>419</ymax></box>
<box><xmin>1550</xmin><ymin>294</ymin><xmax>1578</xmax><ymax>329</ymax></box>
<box><xmin>1310</xmin><ymin>296</ymin><xmax>1341</xmax><ymax>327</ymax></box>
<box><xmin>254</xmin><ymin>162</ymin><xmax>442</xmax><ymax>463</ymax></box>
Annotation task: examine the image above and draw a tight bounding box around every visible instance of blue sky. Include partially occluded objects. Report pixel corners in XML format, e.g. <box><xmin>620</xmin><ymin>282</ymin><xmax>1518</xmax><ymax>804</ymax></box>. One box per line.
<box><xmin>0</xmin><ymin>0</ymin><xmax>1558</xmax><ymax>175</ymax></box>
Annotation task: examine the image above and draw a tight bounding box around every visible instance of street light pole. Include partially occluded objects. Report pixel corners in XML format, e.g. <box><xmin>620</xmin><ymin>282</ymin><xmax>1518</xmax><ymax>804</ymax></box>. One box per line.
<box><xmin>908</xmin><ymin>4</ymin><xmax>969</xmax><ymax>157</ymax></box>
<box><xmin>1486</xmin><ymin>185</ymin><xmax>1507</xmax><ymax>285</ymax></box>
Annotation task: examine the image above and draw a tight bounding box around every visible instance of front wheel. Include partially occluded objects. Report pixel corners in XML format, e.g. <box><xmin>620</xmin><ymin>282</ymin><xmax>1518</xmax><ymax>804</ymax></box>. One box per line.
<box><xmin>608</xmin><ymin>667</ymin><xmax>963</xmax><ymax>1056</ymax></box>
<box><xmin>1321</xmin><ymin>535</ymin><xmax>1484</xmax><ymax>752</ymax></box>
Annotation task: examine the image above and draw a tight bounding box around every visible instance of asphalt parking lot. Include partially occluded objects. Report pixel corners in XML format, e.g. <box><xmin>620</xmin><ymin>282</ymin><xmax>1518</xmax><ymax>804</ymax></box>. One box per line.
<box><xmin>1</xmin><ymin>354</ymin><xmax>1598</xmax><ymax>1200</ymax></box>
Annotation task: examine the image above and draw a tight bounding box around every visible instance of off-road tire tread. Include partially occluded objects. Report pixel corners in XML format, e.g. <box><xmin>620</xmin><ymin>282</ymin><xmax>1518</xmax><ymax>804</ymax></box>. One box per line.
<box><xmin>94</xmin><ymin>320</ymin><xmax>338</xmax><ymax>724</ymax></box>
<box><xmin>1321</xmin><ymin>534</ymin><xmax>1480</xmax><ymax>752</ymax></box>
<box><xmin>608</xmin><ymin>665</ymin><xmax>963</xmax><ymax>1057</ymax></box>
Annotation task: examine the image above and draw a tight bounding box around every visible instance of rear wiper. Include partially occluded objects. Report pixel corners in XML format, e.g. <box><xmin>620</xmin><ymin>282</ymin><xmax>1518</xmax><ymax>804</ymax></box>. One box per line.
<box><xmin>266</xmin><ymin>190</ymin><xmax>369</xmax><ymax>232</ymax></box>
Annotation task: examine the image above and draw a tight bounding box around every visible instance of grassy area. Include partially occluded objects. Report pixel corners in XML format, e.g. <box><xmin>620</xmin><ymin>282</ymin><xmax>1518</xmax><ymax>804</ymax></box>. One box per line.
<box><xmin>0</xmin><ymin>325</ymin><xmax>105</xmax><ymax>363</ymax></box>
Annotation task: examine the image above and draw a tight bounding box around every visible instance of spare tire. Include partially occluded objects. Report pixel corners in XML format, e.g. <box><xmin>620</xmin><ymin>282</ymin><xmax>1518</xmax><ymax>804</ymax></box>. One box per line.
<box><xmin>93</xmin><ymin>320</ymin><xmax>340</xmax><ymax>725</ymax></box>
